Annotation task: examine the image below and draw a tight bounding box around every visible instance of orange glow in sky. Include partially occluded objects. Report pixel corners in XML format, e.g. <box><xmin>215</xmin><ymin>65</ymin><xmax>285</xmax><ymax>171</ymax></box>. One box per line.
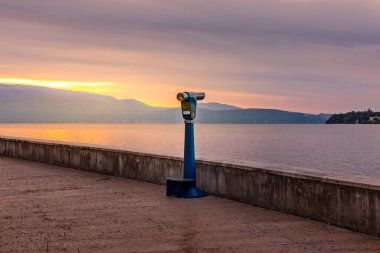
<box><xmin>0</xmin><ymin>78</ymin><xmax>113</xmax><ymax>94</ymax></box>
<box><xmin>0</xmin><ymin>77</ymin><xmax>289</xmax><ymax>109</ymax></box>
<box><xmin>0</xmin><ymin>78</ymin><xmax>187</xmax><ymax>108</ymax></box>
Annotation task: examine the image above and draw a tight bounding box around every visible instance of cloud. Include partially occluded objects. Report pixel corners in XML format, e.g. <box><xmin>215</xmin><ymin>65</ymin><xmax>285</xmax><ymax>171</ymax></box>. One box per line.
<box><xmin>0</xmin><ymin>0</ymin><xmax>380</xmax><ymax>112</ymax></box>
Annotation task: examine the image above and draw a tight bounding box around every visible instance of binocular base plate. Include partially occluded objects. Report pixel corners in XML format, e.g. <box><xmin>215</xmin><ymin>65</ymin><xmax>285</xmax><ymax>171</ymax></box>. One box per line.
<box><xmin>166</xmin><ymin>177</ymin><xmax>208</xmax><ymax>198</ymax></box>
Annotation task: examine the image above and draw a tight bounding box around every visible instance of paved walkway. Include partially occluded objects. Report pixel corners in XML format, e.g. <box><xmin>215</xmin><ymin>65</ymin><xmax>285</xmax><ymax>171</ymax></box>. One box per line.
<box><xmin>0</xmin><ymin>157</ymin><xmax>379</xmax><ymax>253</ymax></box>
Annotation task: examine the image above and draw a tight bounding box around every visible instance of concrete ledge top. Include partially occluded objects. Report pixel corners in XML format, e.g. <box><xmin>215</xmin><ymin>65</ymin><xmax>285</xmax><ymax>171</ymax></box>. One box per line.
<box><xmin>1</xmin><ymin>136</ymin><xmax>380</xmax><ymax>191</ymax></box>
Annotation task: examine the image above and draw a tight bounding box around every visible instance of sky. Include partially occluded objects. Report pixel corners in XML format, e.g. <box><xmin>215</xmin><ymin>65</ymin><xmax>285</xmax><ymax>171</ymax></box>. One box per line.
<box><xmin>1</xmin><ymin>0</ymin><xmax>380</xmax><ymax>113</ymax></box>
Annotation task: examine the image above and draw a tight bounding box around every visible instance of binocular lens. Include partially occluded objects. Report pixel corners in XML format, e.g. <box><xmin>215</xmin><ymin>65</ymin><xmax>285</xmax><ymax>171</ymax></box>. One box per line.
<box><xmin>177</xmin><ymin>93</ymin><xmax>188</xmax><ymax>101</ymax></box>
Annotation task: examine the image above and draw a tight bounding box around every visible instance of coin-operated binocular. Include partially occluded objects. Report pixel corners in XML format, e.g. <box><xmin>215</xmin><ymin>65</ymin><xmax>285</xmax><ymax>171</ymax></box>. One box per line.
<box><xmin>177</xmin><ymin>92</ymin><xmax>205</xmax><ymax>121</ymax></box>
<box><xmin>166</xmin><ymin>92</ymin><xmax>208</xmax><ymax>198</ymax></box>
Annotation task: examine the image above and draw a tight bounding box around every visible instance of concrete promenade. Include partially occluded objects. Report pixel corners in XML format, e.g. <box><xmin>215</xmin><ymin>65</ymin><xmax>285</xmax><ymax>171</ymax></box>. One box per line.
<box><xmin>2</xmin><ymin>137</ymin><xmax>380</xmax><ymax>237</ymax></box>
<box><xmin>1</xmin><ymin>157</ymin><xmax>380</xmax><ymax>253</ymax></box>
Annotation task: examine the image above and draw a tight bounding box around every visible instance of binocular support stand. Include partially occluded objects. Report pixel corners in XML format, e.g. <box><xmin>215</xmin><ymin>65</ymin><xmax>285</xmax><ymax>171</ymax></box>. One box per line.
<box><xmin>166</xmin><ymin>120</ymin><xmax>208</xmax><ymax>198</ymax></box>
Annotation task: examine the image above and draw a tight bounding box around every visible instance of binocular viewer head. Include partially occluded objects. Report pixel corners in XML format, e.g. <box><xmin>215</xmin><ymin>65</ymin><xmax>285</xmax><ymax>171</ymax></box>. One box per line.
<box><xmin>177</xmin><ymin>91</ymin><xmax>205</xmax><ymax>121</ymax></box>
<box><xmin>177</xmin><ymin>92</ymin><xmax>205</xmax><ymax>102</ymax></box>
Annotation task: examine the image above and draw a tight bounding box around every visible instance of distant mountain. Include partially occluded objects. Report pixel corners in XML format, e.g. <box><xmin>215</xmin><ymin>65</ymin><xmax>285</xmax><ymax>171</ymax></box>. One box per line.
<box><xmin>197</xmin><ymin>109</ymin><xmax>327</xmax><ymax>124</ymax></box>
<box><xmin>0</xmin><ymin>84</ymin><xmax>156</xmax><ymax>123</ymax></box>
<box><xmin>198</xmin><ymin>102</ymin><xmax>240</xmax><ymax>111</ymax></box>
<box><xmin>316</xmin><ymin>113</ymin><xmax>333</xmax><ymax>121</ymax></box>
<box><xmin>0</xmin><ymin>84</ymin><xmax>329</xmax><ymax>124</ymax></box>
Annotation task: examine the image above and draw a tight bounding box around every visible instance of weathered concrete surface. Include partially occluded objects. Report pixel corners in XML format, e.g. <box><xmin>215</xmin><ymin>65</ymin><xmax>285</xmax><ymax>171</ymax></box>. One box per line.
<box><xmin>197</xmin><ymin>161</ymin><xmax>380</xmax><ymax>238</ymax></box>
<box><xmin>0</xmin><ymin>137</ymin><xmax>379</xmax><ymax>238</ymax></box>
<box><xmin>1</xmin><ymin>156</ymin><xmax>380</xmax><ymax>253</ymax></box>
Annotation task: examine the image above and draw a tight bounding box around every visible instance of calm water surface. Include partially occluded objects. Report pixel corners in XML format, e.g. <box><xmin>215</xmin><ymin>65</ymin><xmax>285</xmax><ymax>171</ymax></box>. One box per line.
<box><xmin>0</xmin><ymin>124</ymin><xmax>379</xmax><ymax>177</ymax></box>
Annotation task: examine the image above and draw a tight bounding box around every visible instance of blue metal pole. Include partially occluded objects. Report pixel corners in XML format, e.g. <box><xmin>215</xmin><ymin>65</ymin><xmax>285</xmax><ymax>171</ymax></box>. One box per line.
<box><xmin>183</xmin><ymin>122</ymin><xmax>195</xmax><ymax>179</ymax></box>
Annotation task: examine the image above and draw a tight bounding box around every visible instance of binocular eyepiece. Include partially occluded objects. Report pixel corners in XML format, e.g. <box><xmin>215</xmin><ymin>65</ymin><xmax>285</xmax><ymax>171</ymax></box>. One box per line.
<box><xmin>177</xmin><ymin>92</ymin><xmax>205</xmax><ymax>102</ymax></box>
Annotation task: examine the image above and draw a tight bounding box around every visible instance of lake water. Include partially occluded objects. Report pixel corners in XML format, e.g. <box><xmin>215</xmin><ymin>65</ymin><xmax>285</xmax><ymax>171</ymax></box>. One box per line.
<box><xmin>0</xmin><ymin>124</ymin><xmax>379</xmax><ymax>178</ymax></box>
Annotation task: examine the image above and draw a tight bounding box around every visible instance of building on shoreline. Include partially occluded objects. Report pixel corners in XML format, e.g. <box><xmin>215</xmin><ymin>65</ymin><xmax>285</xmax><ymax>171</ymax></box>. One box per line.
<box><xmin>369</xmin><ymin>116</ymin><xmax>380</xmax><ymax>122</ymax></box>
